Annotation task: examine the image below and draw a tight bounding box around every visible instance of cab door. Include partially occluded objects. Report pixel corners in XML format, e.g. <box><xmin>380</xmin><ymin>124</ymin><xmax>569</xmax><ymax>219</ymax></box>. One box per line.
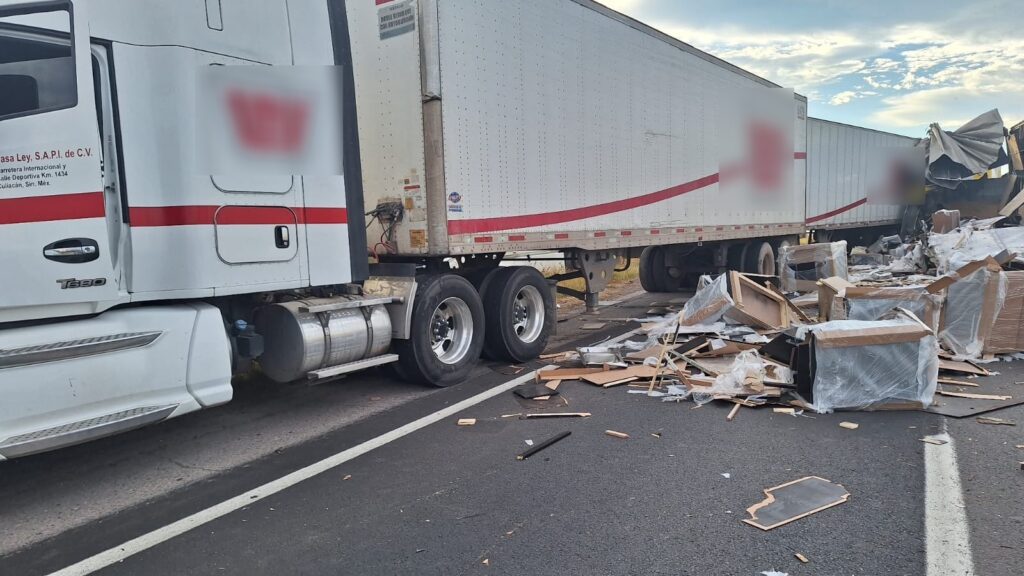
<box><xmin>0</xmin><ymin>0</ymin><xmax>118</xmax><ymax>318</ymax></box>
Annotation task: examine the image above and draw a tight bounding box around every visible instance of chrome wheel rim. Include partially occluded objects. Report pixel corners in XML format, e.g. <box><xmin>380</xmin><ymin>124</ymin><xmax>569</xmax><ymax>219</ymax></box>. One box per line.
<box><xmin>429</xmin><ymin>297</ymin><xmax>474</xmax><ymax>364</ymax></box>
<box><xmin>511</xmin><ymin>285</ymin><xmax>545</xmax><ymax>344</ymax></box>
<box><xmin>760</xmin><ymin>249</ymin><xmax>776</xmax><ymax>276</ymax></box>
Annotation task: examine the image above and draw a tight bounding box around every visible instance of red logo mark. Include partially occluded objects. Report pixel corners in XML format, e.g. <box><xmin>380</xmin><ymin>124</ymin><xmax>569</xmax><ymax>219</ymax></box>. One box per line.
<box><xmin>227</xmin><ymin>89</ymin><xmax>310</xmax><ymax>154</ymax></box>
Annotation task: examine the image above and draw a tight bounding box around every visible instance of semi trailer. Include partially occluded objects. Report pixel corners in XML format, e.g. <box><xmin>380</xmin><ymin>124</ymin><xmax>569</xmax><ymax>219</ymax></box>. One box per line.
<box><xmin>0</xmin><ymin>0</ymin><xmax>902</xmax><ymax>459</ymax></box>
<box><xmin>804</xmin><ymin>117</ymin><xmax>920</xmax><ymax>244</ymax></box>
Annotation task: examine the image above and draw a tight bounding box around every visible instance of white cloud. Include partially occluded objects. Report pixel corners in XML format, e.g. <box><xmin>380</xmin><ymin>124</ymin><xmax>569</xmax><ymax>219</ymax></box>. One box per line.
<box><xmin>636</xmin><ymin>17</ymin><xmax>1024</xmax><ymax>133</ymax></box>
<box><xmin>829</xmin><ymin>90</ymin><xmax>878</xmax><ymax>106</ymax></box>
<box><xmin>597</xmin><ymin>0</ymin><xmax>646</xmax><ymax>15</ymax></box>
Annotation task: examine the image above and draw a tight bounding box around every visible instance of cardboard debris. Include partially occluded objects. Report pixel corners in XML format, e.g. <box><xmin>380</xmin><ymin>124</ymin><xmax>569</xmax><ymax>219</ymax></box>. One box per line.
<box><xmin>743</xmin><ymin>476</ymin><xmax>849</xmax><ymax>531</ymax></box>
<box><xmin>932</xmin><ymin>209</ymin><xmax>961</xmax><ymax>234</ymax></box>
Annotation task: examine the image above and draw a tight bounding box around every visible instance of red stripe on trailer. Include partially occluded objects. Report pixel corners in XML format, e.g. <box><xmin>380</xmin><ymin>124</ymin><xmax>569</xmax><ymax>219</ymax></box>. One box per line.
<box><xmin>593</xmin><ymin>231</ymin><xmax>606</xmax><ymax>237</ymax></box>
<box><xmin>509</xmin><ymin>234</ymin><xmax>526</xmax><ymax>241</ymax></box>
<box><xmin>0</xmin><ymin>191</ymin><xmax>105</xmax><ymax>224</ymax></box>
<box><xmin>620</xmin><ymin>231</ymin><xmax>633</xmax><ymax>236</ymax></box>
<box><xmin>805</xmin><ymin>197</ymin><xmax>868</xmax><ymax>224</ymax></box>
<box><xmin>794</xmin><ymin>152</ymin><xmax>807</xmax><ymax>159</ymax></box>
<box><xmin>554</xmin><ymin>233</ymin><xmax>569</xmax><ymax>239</ymax></box>
<box><xmin>447</xmin><ymin>172</ymin><xmax>719</xmax><ymax>234</ymax></box>
<box><xmin>650</xmin><ymin>229</ymin><xmax>660</xmax><ymax>235</ymax></box>
<box><xmin>129</xmin><ymin>205</ymin><xmax>348</xmax><ymax>226</ymax></box>
<box><xmin>676</xmin><ymin>228</ymin><xmax>686</xmax><ymax>233</ymax></box>
<box><xmin>473</xmin><ymin>236</ymin><xmax>493</xmax><ymax>243</ymax></box>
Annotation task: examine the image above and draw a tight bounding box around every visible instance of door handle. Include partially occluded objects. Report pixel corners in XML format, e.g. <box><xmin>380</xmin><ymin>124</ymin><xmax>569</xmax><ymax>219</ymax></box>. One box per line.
<box><xmin>274</xmin><ymin>225</ymin><xmax>290</xmax><ymax>249</ymax></box>
<box><xmin>43</xmin><ymin>239</ymin><xmax>100</xmax><ymax>263</ymax></box>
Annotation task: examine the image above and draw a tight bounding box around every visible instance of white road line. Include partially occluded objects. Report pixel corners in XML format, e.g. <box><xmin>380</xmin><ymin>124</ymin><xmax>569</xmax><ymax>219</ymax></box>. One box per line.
<box><xmin>923</xmin><ymin>428</ymin><xmax>975</xmax><ymax>576</ymax></box>
<box><xmin>50</xmin><ymin>324</ymin><xmax>648</xmax><ymax>576</ymax></box>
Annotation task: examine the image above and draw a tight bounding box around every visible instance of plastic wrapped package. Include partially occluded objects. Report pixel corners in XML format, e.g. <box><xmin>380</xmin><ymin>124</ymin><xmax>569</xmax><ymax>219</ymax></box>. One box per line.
<box><xmin>778</xmin><ymin>241</ymin><xmax>848</xmax><ymax>292</ymax></box>
<box><xmin>982</xmin><ymin>270</ymin><xmax>1024</xmax><ymax>354</ymax></box>
<box><xmin>805</xmin><ymin>319</ymin><xmax>938</xmax><ymax>413</ymax></box>
<box><xmin>689</xmin><ymin>350</ymin><xmax>766</xmax><ymax>406</ymax></box>
<box><xmin>845</xmin><ymin>286</ymin><xmax>944</xmax><ymax>332</ymax></box>
<box><xmin>929</xmin><ymin>223</ymin><xmax>1024</xmax><ymax>273</ymax></box>
<box><xmin>939</xmin><ymin>265</ymin><xmax>1007</xmax><ymax>358</ymax></box>
<box><xmin>680</xmin><ymin>274</ymin><xmax>735</xmax><ymax>326</ymax></box>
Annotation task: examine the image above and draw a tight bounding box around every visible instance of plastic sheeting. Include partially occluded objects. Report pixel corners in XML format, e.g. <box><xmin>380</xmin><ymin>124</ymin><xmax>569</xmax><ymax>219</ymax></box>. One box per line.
<box><xmin>846</xmin><ymin>286</ymin><xmax>943</xmax><ymax>332</ymax></box>
<box><xmin>805</xmin><ymin>319</ymin><xmax>938</xmax><ymax>413</ymax></box>
<box><xmin>929</xmin><ymin>223</ymin><xmax>1024</xmax><ymax>273</ymax></box>
<box><xmin>925</xmin><ymin>108</ymin><xmax>1007</xmax><ymax>189</ymax></box>
<box><xmin>940</xmin><ymin>265</ymin><xmax>1007</xmax><ymax>358</ymax></box>
<box><xmin>680</xmin><ymin>274</ymin><xmax>735</xmax><ymax>326</ymax></box>
<box><xmin>689</xmin><ymin>350</ymin><xmax>768</xmax><ymax>406</ymax></box>
<box><xmin>778</xmin><ymin>241</ymin><xmax>848</xmax><ymax>292</ymax></box>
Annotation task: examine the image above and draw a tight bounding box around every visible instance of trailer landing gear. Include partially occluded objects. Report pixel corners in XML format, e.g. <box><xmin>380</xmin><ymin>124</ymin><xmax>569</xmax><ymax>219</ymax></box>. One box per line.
<box><xmin>550</xmin><ymin>250</ymin><xmax>622</xmax><ymax>312</ymax></box>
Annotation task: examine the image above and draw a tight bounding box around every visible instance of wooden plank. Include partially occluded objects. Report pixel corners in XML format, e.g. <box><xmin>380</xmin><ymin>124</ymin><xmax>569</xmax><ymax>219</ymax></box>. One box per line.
<box><xmin>726</xmin><ymin>403</ymin><xmax>742</xmax><ymax>421</ymax></box>
<box><xmin>457</xmin><ymin>418</ymin><xmax>477</xmax><ymax>426</ymax></box>
<box><xmin>938</xmin><ymin>359</ymin><xmax>991</xmax><ymax>376</ymax></box>
<box><xmin>604</xmin><ymin>430</ymin><xmax>630</xmax><ymax>439</ymax></box>
<box><xmin>538</xmin><ymin>367</ymin><xmax>607</xmax><ymax>381</ymax></box>
<box><xmin>582</xmin><ymin>366</ymin><xmax>660</xmax><ymax>386</ymax></box>
<box><xmin>937</xmin><ymin>390</ymin><xmax>1012</xmax><ymax>401</ymax></box>
<box><xmin>522</xmin><ymin>412</ymin><xmax>592</xmax><ymax>419</ymax></box>
<box><xmin>937</xmin><ymin>378</ymin><xmax>979</xmax><ymax>387</ymax></box>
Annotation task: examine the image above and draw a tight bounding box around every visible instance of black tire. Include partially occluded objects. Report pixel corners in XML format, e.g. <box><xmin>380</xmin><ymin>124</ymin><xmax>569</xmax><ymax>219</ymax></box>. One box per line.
<box><xmin>392</xmin><ymin>274</ymin><xmax>485</xmax><ymax>387</ymax></box>
<box><xmin>640</xmin><ymin>246</ymin><xmax>673</xmax><ymax>292</ymax></box>
<box><xmin>743</xmin><ymin>241</ymin><xmax>776</xmax><ymax>276</ymax></box>
<box><xmin>482</xmin><ymin>266</ymin><xmax>556</xmax><ymax>362</ymax></box>
<box><xmin>727</xmin><ymin>244</ymin><xmax>746</xmax><ymax>272</ymax></box>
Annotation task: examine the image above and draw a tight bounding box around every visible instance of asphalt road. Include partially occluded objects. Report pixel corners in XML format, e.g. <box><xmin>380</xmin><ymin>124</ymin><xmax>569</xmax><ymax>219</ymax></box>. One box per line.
<box><xmin>2</xmin><ymin>288</ymin><xmax>1022</xmax><ymax>575</ymax></box>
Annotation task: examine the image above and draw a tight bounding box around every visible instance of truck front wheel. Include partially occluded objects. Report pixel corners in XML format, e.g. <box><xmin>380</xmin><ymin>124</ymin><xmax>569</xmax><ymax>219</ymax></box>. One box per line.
<box><xmin>393</xmin><ymin>274</ymin><xmax>485</xmax><ymax>387</ymax></box>
<box><xmin>482</xmin><ymin>266</ymin><xmax>556</xmax><ymax>362</ymax></box>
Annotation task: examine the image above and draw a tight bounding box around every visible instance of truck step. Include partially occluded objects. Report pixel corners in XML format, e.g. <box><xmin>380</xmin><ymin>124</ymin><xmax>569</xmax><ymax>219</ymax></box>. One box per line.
<box><xmin>307</xmin><ymin>354</ymin><xmax>400</xmax><ymax>381</ymax></box>
<box><xmin>0</xmin><ymin>404</ymin><xmax>178</xmax><ymax>459</ymax></box>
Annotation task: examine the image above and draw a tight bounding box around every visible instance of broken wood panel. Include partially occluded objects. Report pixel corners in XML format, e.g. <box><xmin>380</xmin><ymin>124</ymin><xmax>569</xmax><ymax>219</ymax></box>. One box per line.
<box><xmin>743</xmin><ymin>476</ymin><xmax>850</xmax><ymax>531</ymax></box>
<box><xmin>938</xmin><ymin>359</ymin><xmax>991</xmax><ymax>377</ymax></box>
<box><xmin>726</xmin><ymin>271</ymin><xmax>790</xmax><ymax>330</ymax></box>
<box><xmin>538</xmin><ymin>367</ymin><xmax>607</xmax><ymax>381</ymax></box>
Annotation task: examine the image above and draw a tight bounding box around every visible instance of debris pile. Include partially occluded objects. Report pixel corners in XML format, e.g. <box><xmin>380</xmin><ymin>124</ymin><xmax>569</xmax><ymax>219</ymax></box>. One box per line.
<box><xmin>532</xmin><ymin>109</ymin><xmax>1024</xmax><ymax>417</ymax></box>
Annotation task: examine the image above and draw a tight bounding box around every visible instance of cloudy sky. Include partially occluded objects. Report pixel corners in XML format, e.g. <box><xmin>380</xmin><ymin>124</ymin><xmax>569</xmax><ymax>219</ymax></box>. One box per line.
<box><xmin>599</xmin><ymin>0</ymin><xmax>1023</xmax><ymax>138</ymax></box>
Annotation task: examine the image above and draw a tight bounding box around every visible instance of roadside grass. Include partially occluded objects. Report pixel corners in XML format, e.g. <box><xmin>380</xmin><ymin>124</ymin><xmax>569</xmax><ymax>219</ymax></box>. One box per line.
<box><xmin>540</xmin><ymin>257</ymin><xmax>639</xmax><ymax>306</ymax></box>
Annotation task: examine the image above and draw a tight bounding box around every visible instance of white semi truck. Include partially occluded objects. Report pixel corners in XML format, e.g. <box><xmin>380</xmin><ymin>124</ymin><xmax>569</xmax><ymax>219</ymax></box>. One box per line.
<box><xmin>0</xmin><ymin>0</ymin><xmax>905</xmax><ymax>459</ymax></box>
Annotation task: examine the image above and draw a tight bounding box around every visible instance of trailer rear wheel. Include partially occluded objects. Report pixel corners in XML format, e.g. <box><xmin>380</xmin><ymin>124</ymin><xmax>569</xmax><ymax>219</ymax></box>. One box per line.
<box><xmin>393</xmin><ymin>274</ymin><xmax>485</xmax><ymax>387</ymax></box>
<box><xmin>639</xmin><ymin>246</ymin><xmax>671</xmax><ymax>292</ymax></box>
<box><xmin>743</xmin><ymin>241</ymin><xmax>776</xmax><ymax>276</ymax></box>
<box><xmin>482</xmin><ymin>266</ymin><xmax>556</xmax><ymax>362</ymax></box>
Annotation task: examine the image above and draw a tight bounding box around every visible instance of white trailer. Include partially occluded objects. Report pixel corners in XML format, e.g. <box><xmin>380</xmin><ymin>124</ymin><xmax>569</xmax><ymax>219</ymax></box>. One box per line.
<box><xmin>350</xmin><ymin>0</ymin><xmax>808</xmax><ymax>302</ymax></box>
<box><xmin>805</xmin><ymin>117</ymin><xmax>919</xmax><ymax>242</ymax></box>
<box><xmin>0</xmin><ymin>0</ymin><xmax>810</xmax><ymax>458</ymax></box>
